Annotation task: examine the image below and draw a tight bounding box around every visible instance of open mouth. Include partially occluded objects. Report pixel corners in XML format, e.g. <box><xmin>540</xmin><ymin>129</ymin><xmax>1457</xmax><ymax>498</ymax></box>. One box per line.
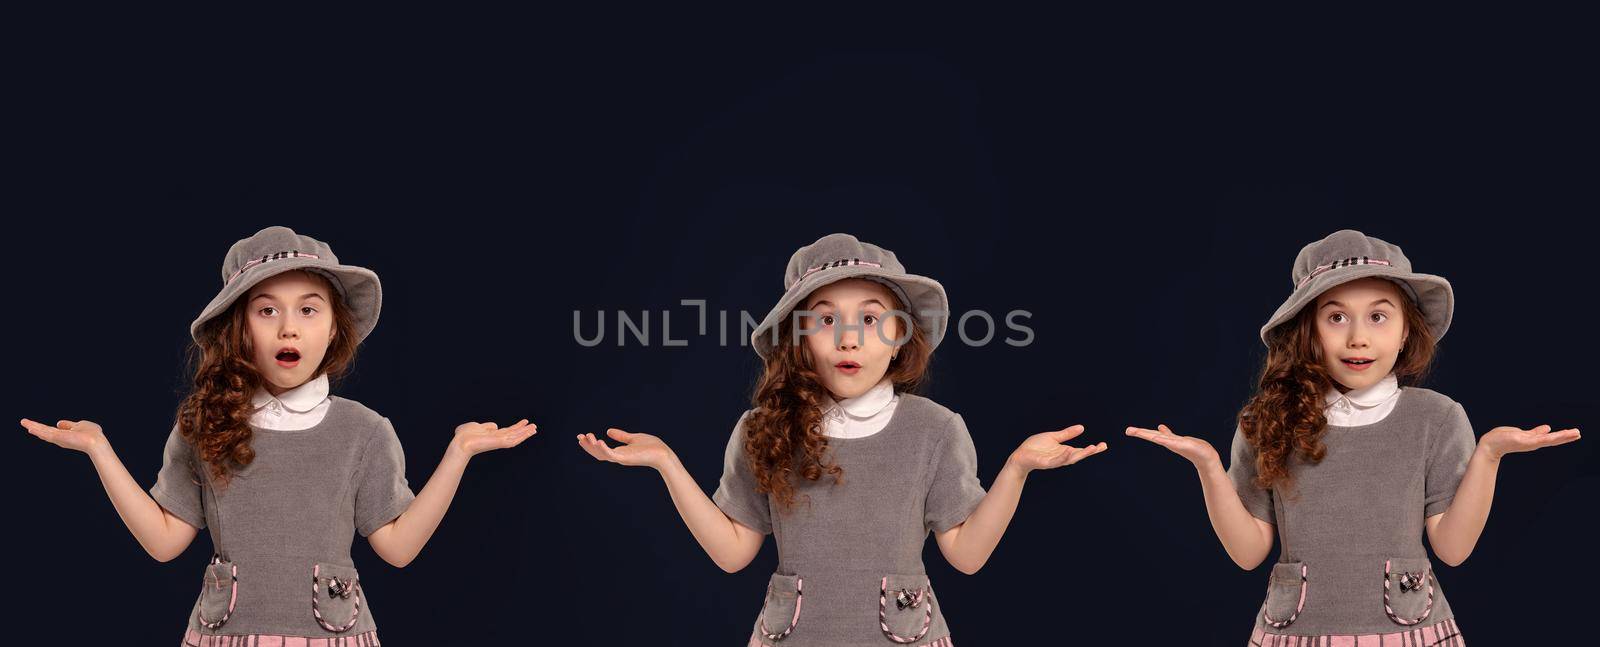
<box><xmin>1340</xmin><ymin>357</ymin><xmax>1375</xmax><ymax>370</ymax></box>
<box><xmin>275</xmin><ymin>348</ymin><xmax>302</xmax><ymax>366</ymax></box>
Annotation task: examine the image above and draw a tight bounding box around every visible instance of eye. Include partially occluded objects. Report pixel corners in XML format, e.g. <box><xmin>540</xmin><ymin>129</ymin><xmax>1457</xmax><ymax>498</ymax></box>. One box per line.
<box><xmin>1369</xmin><ymin>312</ymin><xmax>1388</xmax><ymax>324</ymax></box>
<box><xmin>1327</xmin><ymin>312</ymin><xmax>1347</xmax><ymax>325</ymax></box>
<box><xmin>258</xmin><ymin>307</ymin><xmax>278</xmax><ymax>317</ymax></box>
<box><xmin>300</xmin><ymin>306</ymin><xmax>319</xmax><ymax>316</ymax></box>
<box><xmin>819</xmin><ymin>314</ymin><xmax>835</xmax><ymax>326</ymax></box>
<box><xmin>863</xmin><ymin>314</ymin><xmax>878</xmax><ymax>326</ymax></box>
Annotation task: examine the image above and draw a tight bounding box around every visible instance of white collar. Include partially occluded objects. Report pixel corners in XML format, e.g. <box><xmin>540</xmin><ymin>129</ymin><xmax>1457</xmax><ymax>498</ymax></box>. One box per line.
<box><xmin>1325</xmin><ymin>373</ymin><xmax>1399</xmax><ymax>410</ymax></box>
<box><xmin>252</xmin><ymin>373</ymin><xmax>331</xmax><ymax>413</ymax></box>
<box><xmin>825</xmin><ymin>377</ymin><xmax>897</xmax><ymax>421</ymax></box>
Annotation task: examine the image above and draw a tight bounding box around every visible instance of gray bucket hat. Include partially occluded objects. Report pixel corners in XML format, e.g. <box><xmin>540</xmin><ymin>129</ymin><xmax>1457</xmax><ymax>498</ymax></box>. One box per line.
<box><xmin>1260</xmin><ymin>229</ymin><xmax>1453</xmax><ymax>345</ymax></box>
<box><xmin>750</xmin><ymin>233</ymin><xmax>949</xmax><ymax>360</ymax></box>
<box><xmin>189</xmin><ymin>226</ymin><xmax>382</xmax><ymax>342</ymax></box>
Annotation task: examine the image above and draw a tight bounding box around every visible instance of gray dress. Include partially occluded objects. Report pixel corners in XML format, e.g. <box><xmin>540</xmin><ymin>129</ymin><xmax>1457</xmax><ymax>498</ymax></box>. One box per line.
<box><xmin>714</xmin><ymin>393</ymin><xmax>988</xmax><ymax>647</ymax></box>
<box><xmin>150</xmin><ymin>396</ymin><xmax>417</xmax><ymax>639</ymax></box>
<box><xmin>1228</xmin><ymin>387</ymin><xmax>1476</xmax><ymax>637</ymax></box>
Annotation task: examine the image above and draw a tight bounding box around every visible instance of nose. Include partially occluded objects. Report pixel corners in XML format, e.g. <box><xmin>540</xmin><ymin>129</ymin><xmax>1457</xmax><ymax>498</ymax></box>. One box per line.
<box><xmin>278</xmin><ymin>317</ymin><xmax>300</xmax><ymax>340</ymax></box>
<box><xmin>836</xmin><ymin>323</ymin><xmax>860</xmax><ymax>351</ymax></box>
<box><xmin>1346</xmin><ymin>322</ymin><xmax>1369</xmax><ymax>349</ymax></box>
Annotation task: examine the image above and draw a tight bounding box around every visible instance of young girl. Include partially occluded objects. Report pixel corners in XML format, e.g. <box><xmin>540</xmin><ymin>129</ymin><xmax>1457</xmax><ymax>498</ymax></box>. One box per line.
<box><xmin>577</xmin><ymin>233</ymin><xmax>1107</xmax><ymax>646</ymax></box>
<box><xmin>21</xmin><ymin>226</ymin><xmax>538</xmax><ymax>645</ymax></box>
<box><xmin>1126</xmin><ymin>229</ymin><xmax>1581</xmax><ymax>645</ymax></box>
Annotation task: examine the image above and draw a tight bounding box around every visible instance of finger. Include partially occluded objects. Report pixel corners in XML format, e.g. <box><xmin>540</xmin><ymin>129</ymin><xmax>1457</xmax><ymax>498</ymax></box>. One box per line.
<box><xmin>577</xmin><ymin>435</ymin><xmax>609</xmax><ymax>461</ymax></box>
<box><xmin>1540</xmin><ymin>429</ymin><xmax>1582</xmax><ymax>447</ymax></box>
<box><xmin>496</xmin><ymin>426</ymin><xmax>531</xmax><ymax>446</ymax></box>
<box><xmin>579</xmin><ymin>443</ymin><xmax>608</xmax><ymax>461</ymax></box>
<box><xmin>594</xmin><ymin>441</ymin><xmax>626</xmax><ymax>464</ymax></box>
<box><xmin>1067</xmin><ymin>442</ymin><xmax>1109</xmax><ymax>465</ymax></box>
<box><xmin>57</xmin><ymin>420</ymin><xmax>76</xmax><ymax>430</ymax></box>
<box><xmin>1126</xmin><ymin>428</ymin><xmax>1175</xmax><ymax>444</ymax></box>
<box><xmin>1157</xmin><ymin>424</ymin><xmax>1175</xmax><ymax>436</ymax></box>
<box><xmin>22</xmin><ymin>423</ymin><xmax>58</xmax><ymax>442</ymax></box>
<box><xmin>21</xmin><ymin>418</ymin><xmax>56</xmax><ymax>434</ymax></box>
<box><xmin>606</xmin><ymin>428</ymin><xmax>636</xmax><ymax>443</ymax></box>
<box><xmin>1048</xmin><ymin>425</ymin><xmax>1085</xmax><ymax>442</ymax></box>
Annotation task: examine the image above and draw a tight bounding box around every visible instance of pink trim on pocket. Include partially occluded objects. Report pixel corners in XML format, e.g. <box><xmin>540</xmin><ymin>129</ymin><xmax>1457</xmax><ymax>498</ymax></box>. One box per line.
<box><xmin>879</xmin><ymin>576</ymin><xmax>934</xmax><ymax>644</ymax></box>
<box><xmin>197</xmin><ymin>561</ymin><xmax>237</xmax><ymax>630</ymax></box>
<box><xmin>1383</xmin><ymin>559</ymin><xmax>1435</xmax><ymax>626</ymax></box>
<box><xmin>757</xmin><ymin>576</ymin><xmax>803</xmax><ymax>641</ymax></box>
<box><xmin>1262</xmin><ymin>563</ymin><xmax>1307</xmax><ymax>629</ymax></box>
<box><xmin>311</xmin><ymin>563</ymin><xmax>363</xmax><ymax>633</ymax></box>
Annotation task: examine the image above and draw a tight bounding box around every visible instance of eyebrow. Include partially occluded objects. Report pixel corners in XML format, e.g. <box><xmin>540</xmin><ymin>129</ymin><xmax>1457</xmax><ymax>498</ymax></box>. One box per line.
<box><xmin>250</xmin><ymin>292</ymin><xmax>328</xmax><ymax>302</ymax></box>
<box><xmin>1320</xmin><ymin>298</ymin><xmax>1396</xmax><ymax>310</ymax></box>
<box><xmin>806</xmin><ymin>298</ymin><xmax>887</xmax><ymax>310</ymax></box>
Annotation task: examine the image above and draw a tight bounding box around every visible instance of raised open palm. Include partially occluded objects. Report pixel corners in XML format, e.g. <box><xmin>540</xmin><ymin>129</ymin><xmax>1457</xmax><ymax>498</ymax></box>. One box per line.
<box><xmin>21</xmin><ymin>418</ymin><xmax>107</xmax><ymax>454</ymax></box>
<box><xmin>1479</xmin><ymin>424</ymin><xmax>1581</xmax><ymax>459</ymax></box>
<box><xmin>577</xmin><ymin>428</ymin><xmax>674</xmax><ymax>470</ymax></box>
<box><xmin>451</xmin><ymin>419</ymin><xmax>538</xmax><ymax>457</ymax></box>
<box><xmin>1009</xmin><ymin>425</ymin><xmax>1107</xmax><ymax>472</ymax></box>
<box><xmin>1125</xmin><ymin>424</ymin><xmax>1221</xmax><ymax>469</ymax></box>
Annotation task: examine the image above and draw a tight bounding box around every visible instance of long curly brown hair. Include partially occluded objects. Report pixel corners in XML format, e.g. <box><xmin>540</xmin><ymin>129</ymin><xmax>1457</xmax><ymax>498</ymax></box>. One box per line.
<box><xmin>177</xmin><ymin>270</ymin><xmax>360</xmax><ymax>484</ymax></box>
<box><xmin>745</xmin><ymin>290</ymin><xmax>932</xmax><ymax>510</ymax></box>
<box><xmin>1239</xmin><ymin>280</ymin><xmax>1437</xmax><ymax>494</ymax></box>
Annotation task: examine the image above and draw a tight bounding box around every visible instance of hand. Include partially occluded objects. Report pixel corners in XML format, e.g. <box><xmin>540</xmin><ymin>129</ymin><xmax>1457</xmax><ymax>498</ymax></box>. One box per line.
<box><xmin>22</xmin><ymin>418</ymin><xmax>108</xmax><ymax>455</ymax></box>
<box><xmin>1478</xmin><ymin>424</ymin><xmax>1581</xmax><ymax>461</ymax></box>
<box><xmin>577</xmin><ymin>428</ymin><xmax>675</xmax><ymax>471</ymax></box>
<box><xmin>1006</xmin><ymin>425</ymin><xmax>1107</xmax><ymax>474</ymax></box>
<box><xmin>449</xmin><ymin>419</ymin><xmax>538</xmax><ymax>458</ymax></box>
<box><xmin>1125</xmin><ymin>424</ymin><xmax>1221</xmax><ymax>470</ymax></box>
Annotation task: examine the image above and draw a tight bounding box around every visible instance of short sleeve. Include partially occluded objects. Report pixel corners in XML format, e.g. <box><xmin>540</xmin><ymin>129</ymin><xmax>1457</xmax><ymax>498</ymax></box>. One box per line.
<box><xmin>354</xmin><ymin>417</ymin><xmax>418</xmax><ymax>537</ymax></box>
<box><xmin>924</xmin><ymin>413</ymin><xmax>988</xmax><ymax>533</ymax></box>
<box><xmin>711</xmin><ymin>410</ymin><xmax>772</xmax><ymax>535</ymax></box>
<box><xmin>1226</xmin><ymin>425</ymin><xmax>1276</xmax><ymax>524</ymax></box>
<box><xmin>1424</xmin><ymin>401</ymin><xmax>1477</xmax><ymax>518</ymax></box>
<box><xmin>149</xmin><ymin>423</ymin><xmax>206</xmax><ymax>529</ymax></box>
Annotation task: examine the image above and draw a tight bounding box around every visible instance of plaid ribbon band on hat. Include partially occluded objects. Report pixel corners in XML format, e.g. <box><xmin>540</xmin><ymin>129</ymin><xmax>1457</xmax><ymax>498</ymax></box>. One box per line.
<box><xmin>1296</xmin><ymin>256</ymin><xmax>1393</xmax><ymax>289</ymax></box>
<box><xmin>226</xmin><ymin>251</ymin><xmax>322</xmax><ymax>285</ymax></box>
<box><xmin>801</xmin><ymin>258</ymin><xmax>883</xmax><ymax>279</ymax></box>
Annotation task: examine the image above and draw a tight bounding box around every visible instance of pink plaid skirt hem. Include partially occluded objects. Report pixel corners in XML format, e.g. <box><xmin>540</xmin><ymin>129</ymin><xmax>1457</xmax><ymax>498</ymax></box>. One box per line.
<box><xmin>1250</xmin><ymin>618</ymin><xmax>1463</xmax><ymax>646</ymax></box>
<box><xmin>182</xmin><ymin>628</ymin><xmax>381</xmax><ymax>646</ymax></box>
<box><xmin>746</xmin><ymin>634</ymin><xmax>953</xmax><ymax>646</ymax></box>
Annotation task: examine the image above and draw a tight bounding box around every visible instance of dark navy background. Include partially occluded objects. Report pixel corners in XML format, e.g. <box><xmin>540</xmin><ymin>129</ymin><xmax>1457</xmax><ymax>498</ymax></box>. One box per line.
<box><xmin>8</xmin><ymin>24</ymin><xmax>1596</xmax><ymax>645</ymax></box>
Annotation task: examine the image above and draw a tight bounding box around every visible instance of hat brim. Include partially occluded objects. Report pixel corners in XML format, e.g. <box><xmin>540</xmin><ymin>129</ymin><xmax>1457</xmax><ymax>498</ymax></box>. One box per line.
<box><xmin>1259</xmin><ymin>265</ymin><xmax>1453</xmax><ymax>345</ymax></box>
<box><xmin>750</xmin><ymin>266</ymin><xmax>948</xmax><ymax>360</ymax></box>
<box><xmin>189</xmin><ymin>258</ymin><xmax>383</xmax><ymax>343</ymax></box>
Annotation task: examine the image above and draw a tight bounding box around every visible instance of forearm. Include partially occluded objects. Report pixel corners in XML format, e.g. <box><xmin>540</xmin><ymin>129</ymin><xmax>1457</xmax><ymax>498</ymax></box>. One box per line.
<box><xmin>1429</xmin><ymin>446</ymin><xmax>1500</xmax><ymax>566</ymax></box>
<box><xmin>86</xmin><ymin>443</ymin><xmax>194</xmax><ymax>561</ymax></box>
<box><xmin>940</xmin><ymin>461</ymin><xmax>1028</xmax><ymax>574</ymax></box>
<box><xmin>1196</xmin><ymin>461</ymin><xmax>1273</xmax><ymax>569</ymax></box>
<box><xmin>371</xmin><ymin>446</ymin><xmax>470</xmax><ymax>567</ymax></box>
<box><xmin>658</xmin><ymin>454</ymin><xmax>758</xmax><ymax>572</ymax></box>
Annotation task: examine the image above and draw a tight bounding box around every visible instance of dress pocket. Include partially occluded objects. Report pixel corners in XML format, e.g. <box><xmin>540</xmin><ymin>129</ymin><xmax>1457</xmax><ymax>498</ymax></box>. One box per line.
<box><xmin>197</xmin><ymin>557</ymin><xmax>238</xmax><ymax>629</ymax></box>
<box><xmin>1261</xmin><ymin>561</ymin><xmax>1307</xmax><ymax>629</ymax></box>
<box><xmin>879</xmin><ymin>573</ymin><xmax>935</xmax><ymax>644</ymax></box>
<box><xmin>311</xmin><ymin>562</ymin><xmax>363</xmax><ymax>633</ymax></box>
<box><xmin>1382</xmin><ymin>557</ymin><xmax>1434</xmax><ymax>626</ymax></box>
<box><xmin>757</xmin><ymin>573</ymin><xmax>803</xmax><ymax>642</ymax></box>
